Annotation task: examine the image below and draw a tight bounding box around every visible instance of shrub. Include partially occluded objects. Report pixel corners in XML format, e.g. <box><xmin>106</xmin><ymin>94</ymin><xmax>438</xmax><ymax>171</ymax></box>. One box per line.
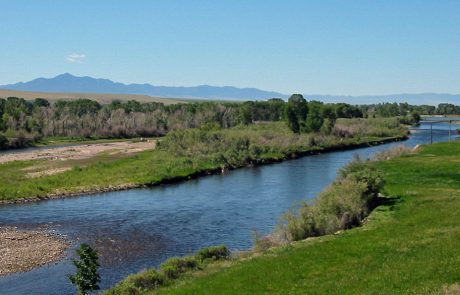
<box><xmin>0</xmin><ymin>133</ymin><xmax>7</xmax><ymax>149</ymax></box>
<box><xmin>160</xmin><ymin>256</ymin><xmax>199</xmax><ymax>279</ymax></box>
<box><xmin>279</xmin><ymin>158</ymin><xmax>384</xmax><ymax>242</ymax></box>
<box><xmin>110</xmin><ymin>269</ymin><xmax>165</xmax><ymax>294</ymax></box>
<box><xmin>372</xmin><ymin>145</ymin><xmax>412</xmax><ymax>161</ymax></box>
<box><xmin>252</xmin><ymin>231</ymin><xmax>285</xmax><ymax>252</ymax></box>
<box><xmin>127</xmin><ymin>269</ymin><xmax>164</xmax><ymax>290</ymax></box>
<box><xmin>195</xmin><ymin>245</ymin><xmax>230</xmax><ymax>263</ymax></box>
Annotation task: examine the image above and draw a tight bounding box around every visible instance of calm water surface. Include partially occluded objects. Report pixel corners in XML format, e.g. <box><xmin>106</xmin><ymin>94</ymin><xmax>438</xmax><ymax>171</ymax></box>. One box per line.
<box><xmin>0</xmin><ymin>121</ymin><xmax>457</xmax><ymax>294</ymax></box>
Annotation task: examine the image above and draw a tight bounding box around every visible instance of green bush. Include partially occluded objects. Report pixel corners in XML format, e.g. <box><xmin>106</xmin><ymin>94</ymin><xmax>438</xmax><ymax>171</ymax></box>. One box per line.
<box><xmin>127</xmin><ymin>269</ymin><xmax>164</xmax><ymax>291</ymax></box>
<box><xmin>195</xmin><ymin>245</ymin><xmax>230</xmax><ymax>263</ymax></box>
<box><xmin>280</xmin><ymin>158</ymin><xmax>384</xmax><ymax>241</ymax></box>
<box><xmin>109</xmin><ymin>269</ymin><xmax>165</xmax><ymax>294</ymax></box>
<box><xmin>160</xmin><ymin>256</ymin><xmax>199</xmax><ymax>279</ymax></box>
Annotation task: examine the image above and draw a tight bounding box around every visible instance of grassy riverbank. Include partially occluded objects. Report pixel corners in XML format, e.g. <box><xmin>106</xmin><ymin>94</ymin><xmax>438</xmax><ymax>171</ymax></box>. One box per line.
<box><xmin>110</xmin><ymin>141</ymin><xmax>459</xmax><ymax>294</ymax></box>
<box><xmin>0</xmin><ymin>118</ymin><xmax>406</xmax><ymax>202</ymax></box>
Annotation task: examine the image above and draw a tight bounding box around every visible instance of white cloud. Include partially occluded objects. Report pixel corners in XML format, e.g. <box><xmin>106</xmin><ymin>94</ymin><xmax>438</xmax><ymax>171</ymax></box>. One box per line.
<box><xmin>66</xmin><ymin>53</ymin><xmax>86</xmax><ymax>63</ymax></box>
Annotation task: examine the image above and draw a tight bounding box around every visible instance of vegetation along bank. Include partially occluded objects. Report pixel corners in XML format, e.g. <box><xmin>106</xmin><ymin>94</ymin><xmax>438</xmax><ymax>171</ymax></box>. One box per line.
<box><xmin>0</xmin><ymin>93</ymin><xmax>433</xmax><ymax>149</ymax></box>
<box><xmin>0</xmin><ymin>117</ymin><xmax>407</xmax><ymax>203</ymax></box>
<box><xmin>106</xmin><ymin>141</ymin><xmax>460</xmax><ymax>294</ymax></box>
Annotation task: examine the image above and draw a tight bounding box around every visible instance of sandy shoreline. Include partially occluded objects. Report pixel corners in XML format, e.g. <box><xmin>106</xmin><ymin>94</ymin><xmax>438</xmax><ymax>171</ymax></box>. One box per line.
<box><xmin>0</xmin><ymin>140</ymin><xmax>156</xmax><ymax>164</ymax></box>
<box><xmin>0</xmin><ymin>227</ymin><xmax>68</xmax><ymax>276</ymax></box>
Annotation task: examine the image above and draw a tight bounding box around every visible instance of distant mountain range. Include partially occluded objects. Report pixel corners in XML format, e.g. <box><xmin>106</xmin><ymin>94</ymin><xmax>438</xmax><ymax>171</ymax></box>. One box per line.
<box><xmin>0</xmin><ymin>73</ymin><xmax>458</xmax><ymax>105</ymax></box>
<box><xmin>0</xmin><ymin>73</ymin><xmax>286</xmax><ymax>101</ymax></box>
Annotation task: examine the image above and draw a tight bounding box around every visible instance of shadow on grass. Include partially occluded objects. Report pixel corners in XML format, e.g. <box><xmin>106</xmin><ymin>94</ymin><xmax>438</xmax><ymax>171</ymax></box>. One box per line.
<box><xmin>371</xmin><ymin>195</ymin><xmax>402</xmax><ymax>212</ymax></box>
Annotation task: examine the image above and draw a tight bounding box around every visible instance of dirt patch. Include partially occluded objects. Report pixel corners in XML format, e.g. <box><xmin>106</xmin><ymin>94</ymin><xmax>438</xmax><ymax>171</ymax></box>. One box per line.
<box><xmin>0</xmin><ymin>140</ymin><xmax>156</xmax><ymax>165</ymax></box>
<box><xmin>26</xmin><ymin>167</ymin><xmax>72</xmax><ymax>178</ymax></box>
<box><xmin>0</xmin><ymin>227</ymin><xmax>68</xmax><ymax>276</ymax></box>
<box><xmin>439</xmin><ymin>284</ymin><xmax>460</xmax><ymax>294</ymax></box>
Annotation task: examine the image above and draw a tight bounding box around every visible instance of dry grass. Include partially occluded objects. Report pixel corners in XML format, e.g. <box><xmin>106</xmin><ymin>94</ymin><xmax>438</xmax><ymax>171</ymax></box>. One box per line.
<box><xmin>372</xmin><ymin>144</ymin><xmax>413</xmax><ymax>161</ymax></box>
<box><xmin>439</xmin><ymin>284</ymin><xmax>460</xmax><ymax>295</ymax></box>
<box><xmin>0</xmin><ymin>89</ymin><xmax>185</xmax><ymax>105</ymax></box>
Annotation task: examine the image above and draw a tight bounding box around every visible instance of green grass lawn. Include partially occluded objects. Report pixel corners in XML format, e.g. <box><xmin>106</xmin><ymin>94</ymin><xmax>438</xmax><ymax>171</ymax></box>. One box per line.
<box><xmin>140</xmin><ymin>142</ymin><xmax>460</xmax><ymax>294</ymax></box>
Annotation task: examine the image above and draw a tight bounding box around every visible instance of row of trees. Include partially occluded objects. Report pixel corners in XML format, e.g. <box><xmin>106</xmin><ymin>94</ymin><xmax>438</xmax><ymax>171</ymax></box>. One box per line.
<box><xmin>359</xmin><ymin>102</ymin><xmax>460</xmax><ymax>117</ymax></box>
<box><xmin>285</xmin><ymin>94</ymin><xmax>363</xmax><ymax>133</ymax></box>
<box><xmin>0</xmin><ymin>96</ymin><xmax>365</xmax><ymax>148</ymax></box>
<box><xmin>0</xmin><ymin>95</ymin><xmax>457</xmax><ymax>149</ymax></box>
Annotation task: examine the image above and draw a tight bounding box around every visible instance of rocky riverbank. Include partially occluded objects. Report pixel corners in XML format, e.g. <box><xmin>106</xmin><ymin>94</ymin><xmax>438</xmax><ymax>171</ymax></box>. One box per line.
<box><xmin>0</xmin><ymin>227</ymin><xmax>68</xmax><ymax>276</ymax></box>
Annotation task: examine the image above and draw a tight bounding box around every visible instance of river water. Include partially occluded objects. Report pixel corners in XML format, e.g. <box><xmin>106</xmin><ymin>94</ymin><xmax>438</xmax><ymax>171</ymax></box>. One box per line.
<box><xmin>0</xmin><ymin>121</ymin><xmax>457</xmax><ymax>295</ymax></box>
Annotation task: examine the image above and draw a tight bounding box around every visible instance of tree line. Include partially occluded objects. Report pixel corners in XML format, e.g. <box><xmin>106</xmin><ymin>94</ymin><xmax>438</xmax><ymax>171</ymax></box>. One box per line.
<box><xmin>0</xmin><ymin>95</ymin><xmax>456</xmax><ymax>149</ymax></box>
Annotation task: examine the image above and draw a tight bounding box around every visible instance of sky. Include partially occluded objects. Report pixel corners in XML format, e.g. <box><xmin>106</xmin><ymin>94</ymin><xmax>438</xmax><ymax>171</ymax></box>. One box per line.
<box><xmin>0</xmin><ymin>0</ymin><xmax>459</xmax><ymax>96</ymax></box>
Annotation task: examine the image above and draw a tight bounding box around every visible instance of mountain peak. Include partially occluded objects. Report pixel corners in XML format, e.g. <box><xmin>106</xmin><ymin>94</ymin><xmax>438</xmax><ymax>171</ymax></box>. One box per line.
<box><xmin>55</xmin><ymin>73</ymin><xmax>75</xmax><ymax>78</ymax></box>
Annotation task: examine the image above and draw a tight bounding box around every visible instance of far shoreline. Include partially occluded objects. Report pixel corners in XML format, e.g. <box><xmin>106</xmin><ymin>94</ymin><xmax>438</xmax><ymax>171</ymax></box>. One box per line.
<box><xmin>0</xmin><ymin>135</ymin><xmax>408</xmax><ymax>206</ymax></box>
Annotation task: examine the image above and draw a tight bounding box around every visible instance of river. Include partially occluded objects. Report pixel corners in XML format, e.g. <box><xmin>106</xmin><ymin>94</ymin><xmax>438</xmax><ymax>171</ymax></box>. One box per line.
<box><xmin>0</xmin><ymin>121</ymin><xmax>457</xmax><ymax>295</ymax></box>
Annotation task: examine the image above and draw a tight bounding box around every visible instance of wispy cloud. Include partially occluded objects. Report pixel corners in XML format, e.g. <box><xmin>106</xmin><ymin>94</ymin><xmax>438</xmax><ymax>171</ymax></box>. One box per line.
<box><xmin>66</xmin><ymin>53</ymin><xmax>86</xmax><ymax>63</ymax></box>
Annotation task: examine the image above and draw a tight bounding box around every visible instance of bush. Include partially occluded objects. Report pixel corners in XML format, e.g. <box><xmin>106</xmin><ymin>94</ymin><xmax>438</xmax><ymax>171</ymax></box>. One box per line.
<box><xmin>279</xmin><ymin>158</ymin><xmax>384</xmax><ymax>242</ymax></box>
<box><xmin>160</xmin><ymin>256</ymin><xmax>199</xmax><ymax>279</ymax></box>
<box><xmin>372</xmin><ymin>145</ymin><xmax>412</xmax><ymax>161</ymax></box>
<box><xmin>252</xmin><ymin>231</ymin><xmax>284</xmax><ymax>252</ymax></box>
<box><xmin>112</xmin><ymin>269</ymin><xmax>165</xmax><ymax>294</ymax></box>
<box><xmin>0</xmin><ymin>133</ymin><xmax>7</xmax><ymax>149</ymax></box>
<box><xmin>195</xmin><ymin>245</ymin><xmax>230</xmax><ymax>263</ymax></box>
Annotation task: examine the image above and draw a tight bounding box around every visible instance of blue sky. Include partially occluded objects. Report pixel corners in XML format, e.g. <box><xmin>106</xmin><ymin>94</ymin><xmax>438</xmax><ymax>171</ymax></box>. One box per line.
<box><xmin>0</xmin><ymin>0</ymin><xmax>459</xmax><ymax>95</ymax></box>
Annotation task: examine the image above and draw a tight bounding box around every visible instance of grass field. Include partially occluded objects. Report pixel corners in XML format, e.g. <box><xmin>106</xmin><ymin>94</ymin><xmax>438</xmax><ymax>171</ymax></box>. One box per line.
<box><xmin>107</xmin><ymin>141</ymin><xmax>460</xmax><ymax>294</ymax></box>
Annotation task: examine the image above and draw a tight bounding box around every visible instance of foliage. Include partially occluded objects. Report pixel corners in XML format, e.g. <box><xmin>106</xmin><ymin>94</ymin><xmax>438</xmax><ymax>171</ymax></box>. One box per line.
<box><xmin>109</xmin><ymin>269</ymin><xmax>165</xmax><ymax>294</ymax></box>
<box><xmin>279</xmin><ymin>158</ymin><xmax>384</xmax><ymax>241</ymax></box>
<box><xmin>195</xmin><ymin>245</ymin><xmax>230</xmax><ymax>262</ymax></box>
<box><xmin>105</xmin><ymin>245</ymin><xmax>230</xmax><ymax>294</ymax></box>
<box><xmin>358</xmin><ymin>102</ymin><xmax>460</xmax><ymax>117</ymax></box>
<box><xmin>160</xmin><ymin>257</ymin><xmax>200</xmax><ymax>279</ymax></box>
<box><xmin>0</xmin><ymin>120</ymin><xmax>406</xmax><ymax>202</ymax></box>
<box><xmin>68</xmin><ymin>243</ymin><xmax>101</xmax><ymax>295</ymax></box>
<box><xmin>284</xmin><ymin>95</ymin><xmax>356</xmax><ymax>134</ymax></box>
<box><xmin>303</xmin><ymin>101</ymin><xmax>324</xmax><ymax>132</ymax></box>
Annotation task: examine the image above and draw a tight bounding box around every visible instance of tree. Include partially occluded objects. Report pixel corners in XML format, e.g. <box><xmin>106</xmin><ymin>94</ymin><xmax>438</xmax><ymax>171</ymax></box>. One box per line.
<box><xmin>411</xmin><ymin>112</ymin><xmax>421</xmax><ymax>124</ymax></box>
<box><xmin>239</xmin><ymin>101</ymin><xmax>254</xmax><ymax>125</ymax></box>
<box><xmin>287</xmin><ymin>94</ymin><xmax>308</xmax><ymax>121</ymax></box>
<box><xmin>33</xmin><ymin>98</ymin><xmax>50</xmax><ymax>108</ymax></box>
<box><xmin>285</xmin><ymin>104</ymin><xmax>300</xmax><ymax>133</ymax></box>
<box><xmin>69</xmin><ymin>243</ymin><xmax>101</xmax><ymax>295</ymax></box>
<box><xmin>304</xmin><ymin>102</ymin><xmax>324</xmax><ymax>132</ymax></box>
